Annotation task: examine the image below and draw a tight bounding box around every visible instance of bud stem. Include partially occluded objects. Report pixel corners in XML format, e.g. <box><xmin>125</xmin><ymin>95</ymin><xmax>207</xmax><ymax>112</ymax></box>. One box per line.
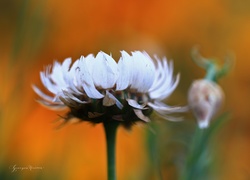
<box><xmin>205</xmin><ymin>62</ymin><xmax>217</xmax><ymax>82</ymax></box>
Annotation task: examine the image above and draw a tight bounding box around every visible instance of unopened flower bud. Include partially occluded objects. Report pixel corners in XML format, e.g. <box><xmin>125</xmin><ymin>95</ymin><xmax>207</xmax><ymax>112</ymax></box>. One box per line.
<box><xmin>188</xmin><ymin>79</ymin><xmax>224</xmax><ymax>128</ymax></box>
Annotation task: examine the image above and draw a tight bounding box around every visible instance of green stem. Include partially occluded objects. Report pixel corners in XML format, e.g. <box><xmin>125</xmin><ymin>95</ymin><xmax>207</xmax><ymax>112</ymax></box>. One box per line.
<box><xmin>103</xmin><ymin>121</ymin><xmax>119</xmax><ymax>180</ymax></box>
<box><xmin>182</xmin><ymin>128</ymin><xmax>205</xmax><ymax>180</ymax></box>
<box><xmin>205</xmin><ymin>62</ymin><xmax>217</xmax><ymax>82</ymax></box>
<box><xmin>146</xmin><ymin>123</ymin><xmax>163</xmax><ymax>180</ymax></box>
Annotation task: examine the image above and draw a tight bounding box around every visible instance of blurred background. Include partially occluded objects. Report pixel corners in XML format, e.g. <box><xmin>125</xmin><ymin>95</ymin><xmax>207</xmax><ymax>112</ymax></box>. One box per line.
<box><xmin>0</xmin><ymin>0</ymin><xmax>250</xmax><ymax>179</ymax></box>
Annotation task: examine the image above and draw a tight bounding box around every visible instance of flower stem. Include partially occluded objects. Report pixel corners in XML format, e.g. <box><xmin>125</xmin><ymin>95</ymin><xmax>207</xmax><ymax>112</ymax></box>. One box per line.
<box><xmin>103</xmin><ymin>121</ymin><xmax>119</xmax><ymax>180</ymax></box>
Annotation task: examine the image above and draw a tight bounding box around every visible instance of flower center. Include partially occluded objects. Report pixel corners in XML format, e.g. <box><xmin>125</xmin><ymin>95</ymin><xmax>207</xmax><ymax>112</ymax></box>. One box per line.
<box><xmin>63</xmin><ymin>89</ymin><xmax>153</xmax><ymax>129</ymax></box>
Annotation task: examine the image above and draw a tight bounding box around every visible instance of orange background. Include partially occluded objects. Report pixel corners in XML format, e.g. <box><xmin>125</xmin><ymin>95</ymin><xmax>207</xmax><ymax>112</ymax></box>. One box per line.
<box><xmin>1</xmin><ymin>0</ymin><xmax>250</xmax><ymax>179</ymax></box>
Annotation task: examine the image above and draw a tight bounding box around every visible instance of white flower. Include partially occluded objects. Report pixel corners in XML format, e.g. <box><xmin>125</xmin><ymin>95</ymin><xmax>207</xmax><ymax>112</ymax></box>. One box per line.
<box><xmin>33</xmin><ymin>51</ymin><xmax>186</xmax><ymax>128</ymax></box>
<box><xmin>188</xmin><ymin>79</ymin><xmax>224</xmax><ymax>128</ymax></box>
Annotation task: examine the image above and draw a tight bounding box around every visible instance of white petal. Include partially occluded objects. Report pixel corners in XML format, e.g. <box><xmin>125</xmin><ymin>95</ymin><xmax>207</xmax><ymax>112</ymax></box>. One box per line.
<box><xmin>61</xmin><ymin>90</ymin><xmax>89</xmax><ymax>104</ymax></box>
<box><xmin>127</xmin><ymin>99</ymin><xmax>147</xmax><ymax>109</ymax></box>
<box><xmin>40</xmin><ymin>60</ymin><xmax>72</xmax><ymax>96</ymax></box>
<box><xmin>59</xmin><ymin>97</ymin><xmax>79</xmax><ymax>108</ymax></box>
<box><xmin>76</xmin><ymin>56</ymin><xmax>104</xmax><ymax>99</ymax></box>
<box><xmin>51</xmin><ymin>61</ymin><xmax>67</xmax><ymax>87</ymax></box>
<box><xmin>149</xmin><ymin>58</ymin><xmax>167</xmax><ymax>92</ymax></box>
<box><xmin>69</xmin><ymin>59</ymin><xmax>79</xmax><ymax>77</ymax></box>
<box><xmin>40</xmin><ymin>71</ymin><xmax>59</xmax><ymax>94</ymax></box>
<box><xmin>149</xmin><ymin>59</ymin><xmax>179</xmax><ymax>100</ymax></box>
<box><xmin>84</xmin><ymin>54</ymin><xmax>95</xmax><ymax>73</ymax></box>
<box><xmin>103</xmin><ymin>91</ymin><xmax>123</xmax><ymax>109</ymax></box>
<box><xmin>148</xmin><ymin>101</ymin><xmax>188</xmax><ymax>113</ymax></box>
<box><xmin>62</xmin><ymin>58</ymin><xmax>72</xmax><ymax>71</ymax></box>
<box><xmin>63</xmin><ymin>59</ymin><xmax>83</xmax><ymax>95</ymax></box>
<box><xmin>150</xmin><ymin>73</ymin><xmax>180</xmax><ymax>100</ymax></box>
<box><xmin>156</xmin><ymin>114</ymin><xmax>184</xmax><ymax>122</ymax></box>
<box><xmin>130</xmin><ymin>51</ymin><xmax>155</xmax><ymax>92</ymax></box>
<box><xmin>83</xmin><ymin>84</ymin><xmax>104</xmax><ymax>99</ymax></box>
<box><xmin>32</xmin><ymin>84</ymin><xmax>54</xmax><ymax>102</ymax></box>
<box><xmin>36</xmin><ymin>99</ymin><xmax>67</xmax><ymax>111</ymax></box>
<box><xmin>133</xmin><ymin>109</ymin><xmax>150</xmax><ymax>122</ymax></box>
<box><xmin>116</xmin><ymin>51</ymin><xmax>132</xmax><ymax>91</ymax></box>
<box><xmin>148</xmin><ymin>101</ymin><xmax>187</xmax><ymax>121</ymax></box>
<box><xmin>92</xmin><ymin>52</ymin><xmax>118</xmax><ymax>89</ymax></box>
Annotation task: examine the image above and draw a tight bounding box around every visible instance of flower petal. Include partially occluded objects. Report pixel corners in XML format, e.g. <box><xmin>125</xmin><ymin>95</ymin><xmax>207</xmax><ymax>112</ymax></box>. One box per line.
<box><xmin>64</xmin><ymin>59</ymin><xmax>83</xmax><ymax>95</ymax></box>
<box><xmin>32</xmin><ymin>84</ymin><xmax>54</xmax><ymax>102</ymax></box>
<box><xmin>59</xmin><ymin>96</ymin><xmax>80</xmax><ymax>108</ymax></box>
<box><xmin>116</xmin><ymin>51</ymin><xmax>133</xmax><ymax>91</ymax></box>
<box><xmin>62</xmin><ymin>58</ymin><xmax>72</xmax><ymax>71</ymax></box>
<box><xmin>130</xmin><ymin>51</ymin><xmax>155</xmax><ymax>92</ymax></box>
<box><xmin>61</xmin><ymin>90</ymin><xmax>89</xmax><ymax>104</ymax></box>
<box><xmin>133</xmin><ymin>109</ymin><xmax>150</xmax><ymax>122</ymax></box>
<box><xmin>36</xmin><ymin>99</ymin><xmax>67</xmax><ymax>111</ymax></box>
<box><xmin>127</xmin><ymin>99</ymin><xmax>147</xmax><ymax>109</ymax></box>
<box><xmin>76</xmin><ymin>56</ymin><xmax>104</xmax><ymax>99</ymax></box>
<box><xmin>103</xmin><ymin>92</ymin><xmax>116</xmax><ymax>107</ymax></box>
<box><xmin>40</xmin><ymin>70</ymin><xmax>55</xmax><ymax>94</ymax></box>
<box><xmin>148</xmin><ymin>101</ymin><xmax>188</xmax><ymax>121</ymax></box>
<box><xmin>92</xmin><ymin>51</ymin><xmax>118</xmax><ymax>89</ymax></box>
<box><xmin>103</xmin><ymin>91</ymin><xmax>123</xmax><ymax>109</ymax></box>
<box><xmin>148</xmin><ymin>101</ymin><xmax>188</xmax><ymax>113</ymax></box>
<box><xmin>51</xmin><ymin>61</ymin><xmax>67</xmax><ymax>87</ymax></box>
<box><xmin>149</xmin><ymin>58</ymin><xmax>180</xmax><ymax>100</ymax></box>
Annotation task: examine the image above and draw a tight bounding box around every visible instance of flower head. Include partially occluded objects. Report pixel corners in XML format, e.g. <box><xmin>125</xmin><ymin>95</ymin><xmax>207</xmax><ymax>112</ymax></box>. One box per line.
<box><xmin>188</xmin><ymin>79</ymin><xmax>224</xmax><ymax>128</ymax></box>
<box><xmin>33</xmin><ymin>51</ymin><xmax>186</xmax><ymax>128</ymax></box>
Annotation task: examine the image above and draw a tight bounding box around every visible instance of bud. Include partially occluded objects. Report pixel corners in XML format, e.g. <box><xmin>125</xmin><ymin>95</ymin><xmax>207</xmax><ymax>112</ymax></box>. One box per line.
<box><xmin>188</xmin><ymin>79</ymin><xmax>224</xmax><ymax>128</ymax></box>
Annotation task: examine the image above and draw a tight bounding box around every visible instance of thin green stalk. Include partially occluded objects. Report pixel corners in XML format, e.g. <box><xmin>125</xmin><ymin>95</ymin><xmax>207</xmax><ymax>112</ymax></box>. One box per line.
<box><xmin>180</xmin><ymin>113</ymin><xmax>229</xmax><ymax>180</ymax></box>
<box><xmin>146</xmin><ymin>123</ymin><xmax>163</xmax><ymax>180</ymax></box>
<box><xmin>205</xmin><ymin>62</ymin><xmax>217</xmax><ymax>82</ymax></box>
<box><xmin>103</xmin><ymin>121</ymin><xmax>119</xmax><ymax>180</ymax></box>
